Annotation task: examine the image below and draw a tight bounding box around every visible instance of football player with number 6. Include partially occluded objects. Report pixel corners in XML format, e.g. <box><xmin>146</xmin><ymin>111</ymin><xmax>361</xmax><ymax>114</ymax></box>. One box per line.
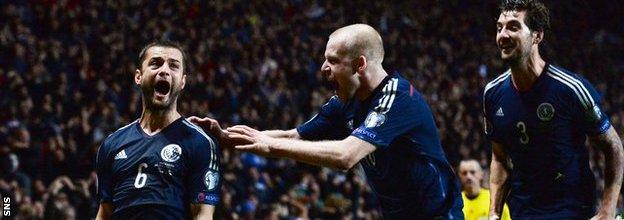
<box><xmin>95</xmin><ymin>41</ymin><xmax>221</xmax><ymax>220</ymax></box>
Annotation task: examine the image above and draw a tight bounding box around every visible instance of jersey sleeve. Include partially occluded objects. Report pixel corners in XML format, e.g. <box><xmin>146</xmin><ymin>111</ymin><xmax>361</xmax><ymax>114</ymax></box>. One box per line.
<box><xmin>296</xmin><ymin>96</ymin><xmax>345</xmax><ymax>140</ymax></box>
<box><xmin>572</xmin><ymin>76</ymin><xmax>611</xmax><ymax>135</ymax></box>
<box><xmin>483</xmin><ymin>88</ymin><xmax>502</xmax><ymax>143</ymax></box>
<box><xmin>351</xmin><ymin>88</ymin><xmax>418</xmax><ymax>148</ymax></box>
<box><xmin>95</xmin><ymin>140</ymin><xmax>113</xmax><ymax>203</ymax></box>
<box><xmin>187</xmin><ymin>134</ymin><xmax>221</xmax><ymax>205</ymax></box>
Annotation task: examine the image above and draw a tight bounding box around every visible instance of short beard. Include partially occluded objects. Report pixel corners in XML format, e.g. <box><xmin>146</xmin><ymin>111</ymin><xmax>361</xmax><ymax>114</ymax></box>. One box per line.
<box><xmin>502</xmin><ymin>49</ymin><xmax>530</xmax><ymax>68</ymax></box>
<box><xmin>144</xmin><ymin>96</ymin><xmax>171</xmax><ymax>111</ymax></box>
<box><xmin>502</xmin><ymin>54</ymin><xmax>520</xmax><ymax>67</ymax></box>
<box><xmin>141</xmin><ymin>85</ymin><xmax>180</xmax><ymax>112</ymax></box>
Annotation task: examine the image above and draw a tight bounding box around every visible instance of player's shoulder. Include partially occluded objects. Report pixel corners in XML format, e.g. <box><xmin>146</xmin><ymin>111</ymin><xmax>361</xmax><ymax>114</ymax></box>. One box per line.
<box><xmin>178</xmin><ymin>118</ymin><xmax>218</xmax><ymax>148</ymax></box>
<box><xmin>102</xmin><ymin>120</ymin><xmax>139</xmax><ymax>148</ymax></box>
<box><xmin>484</xmin><ymin>69</ymin><xmax>511</xmax><ymax>97</ymax></box>
<box><xmin>97</xmin><ymin>120</ymin><xmax>139</xmax><ymax>160</ymax></box>
<box><xmin>543</xmin><ymin>64</ymin><xmax>597</xmax><ymax>108</ymax></box>
<box><xmin>372</xmin><ymin>74</ymin><xmax>415</xmax><ymax>108</ymax></box>
<box><xmin>543</xmin><ymin>64</ymin><xmax>593</xmax><ymax>89</ymax></box>
<box><xmin>393</xmin><ymin>74</ymin><xmax>411</xmax><ymax>93</ymax></box>
<box><xmin>318</xmin><ymin>95</ymin><xmax>349</xmax><ymax>117</ymax></box>
<box><xmin>381</xmin><ymin>73</ymin><xmax>432</xmax><ymax>110</ymax></box>
<box><xmin>383</xmin><ymin>73</ymin><xmax>418</xmax><ymax>98</ymax></box>
<box><xmin>544</xmin><ymin>64</ymin><xmax>586</xmax><ymax>81</ymax></box>
<box><xmin>326</xmin><ymin>95</ymin><xmax>343</xmax><ymax>107</ymax></box>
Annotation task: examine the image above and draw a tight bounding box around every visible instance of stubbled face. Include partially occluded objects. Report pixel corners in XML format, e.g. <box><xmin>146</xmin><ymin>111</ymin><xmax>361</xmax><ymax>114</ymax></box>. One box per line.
<box><xmin>135</xmin><ymin>46</ymin><xmax>186</xmax><ymax>110</ymax></box>
<box><xmin>459</xmin><ymin>162</ymin><xmax>483</xmax><ymax>191</ymax></box>
<box><xmin>496</xmin><ymin>10</ymin><xmax>535</xmax><ymax>65</ymax></box>
<box><xmin>320</xmin><ymin>38</ymin><xmax>359</xmax><ymax>102</ymax></box>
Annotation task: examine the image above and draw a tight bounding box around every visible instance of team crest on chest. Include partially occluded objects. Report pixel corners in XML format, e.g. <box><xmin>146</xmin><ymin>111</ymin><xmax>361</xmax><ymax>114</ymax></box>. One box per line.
<box><xmin>536</xmin><ymin>103</ymin><xmax>555</xmax><ymax>121</ymax></box>
<box><xmin>364</xmin><ymin>111</ymin><xmax>386</xmax><ymax>128</ymax></box>
<box><xmin>160</xmin><ymin>144</ymin><xmax>182</xmax><ymax>162</ymax></box>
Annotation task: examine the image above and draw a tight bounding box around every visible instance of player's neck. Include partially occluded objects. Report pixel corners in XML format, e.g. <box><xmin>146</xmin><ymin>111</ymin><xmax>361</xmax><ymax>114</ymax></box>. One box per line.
<box><xmin>356</xmin><ymin>65</ymin><xmax>388</xmax><ymax>101</ymax></box>
<box><xmin>139</xmin><ymin>106</ymin><xmax>182</xmax><ymax>135</ymax></box>
<box><xmin>510</xmin><ymin>52</ymin><xmax>545</xmax><ymax>92</ymax></box>
<box><xmin>464</xmin><ymin>186</ymin><xmax>481</xmax><ymax>199</ymax></box>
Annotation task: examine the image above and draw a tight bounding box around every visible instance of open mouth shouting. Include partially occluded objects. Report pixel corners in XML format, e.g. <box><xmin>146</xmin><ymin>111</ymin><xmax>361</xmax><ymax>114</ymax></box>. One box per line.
<box><xmin>153</xmin><ymin>79</ymin><xmax>171</xmax><ymax>100</ymax></box>
<box><xmin>326</xmin><ymin>80</ymin><xmax>339</xmax><ymax>91</ymax></box>
<box><xmin>321</xmin><ymin>74</ymin><xmax>339</xmax><ymax>91</ymax></box>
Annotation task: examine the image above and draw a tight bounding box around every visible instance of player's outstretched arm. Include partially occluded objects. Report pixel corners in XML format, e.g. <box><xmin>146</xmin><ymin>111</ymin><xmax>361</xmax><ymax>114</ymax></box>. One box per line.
<box><xmin>95</xmin><ymin>203</ymin><xmax>112</xmax><ymax>220</ymax></box>
<box><xmin>190</xmin><ymin>204</ymin><xmax>215</xmax><ymax>220</ymax></box>
<box><xmin>589</xmin><ymin>126</ymin><xmax>624</xmax><ymax>220</ymax></box>
<box><xmin>188</xmin><ymin>116</ymin><xmax>301</xmax><ymax>147</ymax></box>
<box><xmin>227</xmin><ymin>125</ymin><xmax>375</xmax><ymax>170</ymax></box>
<box><xmin>262</xmin><ymin>129</ymin><xmax>300</xmax><ymax>139</ymax></box>
<box><xmin>489</xmin><ymin>141</ymin><xmax>511</xmax><ymax>220</ymax></box>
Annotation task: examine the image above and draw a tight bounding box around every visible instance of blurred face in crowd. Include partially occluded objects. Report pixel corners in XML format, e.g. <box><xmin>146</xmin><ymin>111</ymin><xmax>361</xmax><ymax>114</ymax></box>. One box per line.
<box><xmin>496</xmin><ymin>10</ymin><xmax>540</xmax><ymax>65</ymax></box>
<box><xmin>321</xmin><ymin>38</ymin><xmax>360</xmax><ymax>102</ymax></box>
<box><xmin>458</xmin><ymin>160</ymin><xmax>483</xmax><ymax>193</ymax></box>
<box><xmin>135</xmin><ymin>46</ymin><xmax>186</xmax><ymax>110</ymax></box>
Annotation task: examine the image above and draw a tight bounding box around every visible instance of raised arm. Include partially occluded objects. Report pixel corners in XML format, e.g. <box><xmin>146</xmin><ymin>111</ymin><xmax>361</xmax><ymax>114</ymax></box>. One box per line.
<box><xmin>489</xmin><ymin>141</ymin><xmax>512</xmax><ymax>220</ymax></box>
<box><xmin>589</xmin><ymin>126</ymin><xmax>624</xmax><ymax>219</ymax></box>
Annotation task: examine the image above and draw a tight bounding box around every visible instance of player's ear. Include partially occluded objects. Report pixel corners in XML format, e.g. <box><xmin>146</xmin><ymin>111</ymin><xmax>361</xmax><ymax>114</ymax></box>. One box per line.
<box><xmin>181</xmin><ymin>73</ymin><xmax>186</xmax><ymax>90</ymax></box>
<box><xmin>532</xmin><ymin>30</ymin><xmax>544</xmax><ymax>45</ymax></box>
<box><xmin>134</xmin><ymin>69</ymin><xmax>142</xmax><ymax>85</ymax></box>
<box><xmin>353</xmin><ymin>55</ymin><xmax>367</xmax><ymax>75</ymax></box>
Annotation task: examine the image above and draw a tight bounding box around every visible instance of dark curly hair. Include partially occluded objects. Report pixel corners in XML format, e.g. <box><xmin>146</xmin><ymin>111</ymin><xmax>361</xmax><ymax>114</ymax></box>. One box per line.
<box><xmin>499</xmin><ymin>0</ymin><xmax>550</xmax><ymax>32</ymax></box>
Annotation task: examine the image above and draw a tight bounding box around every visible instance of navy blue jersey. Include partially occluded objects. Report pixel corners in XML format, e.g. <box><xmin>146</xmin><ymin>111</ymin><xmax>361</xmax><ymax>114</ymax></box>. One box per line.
<box><xmin>95</xmin><ymin>117</ymin><xmax>221</xmax><ymax>219</ymax></box>
<box><xmin>298</xmin><ymin>73</ymin><xmax>463</xmax><ymax>219</ymax></box>
<box><xmin>483</xmin><ymin>64</ymin><xmax>611</xmax><ymax>219</ymax></box>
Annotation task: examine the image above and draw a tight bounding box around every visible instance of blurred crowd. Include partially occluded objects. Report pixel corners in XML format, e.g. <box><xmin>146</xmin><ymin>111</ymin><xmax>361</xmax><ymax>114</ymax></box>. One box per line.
<box><xmin>1</xmin><ymin>0</ymin><xmax>623</xmax><ymax>219</ymax></box>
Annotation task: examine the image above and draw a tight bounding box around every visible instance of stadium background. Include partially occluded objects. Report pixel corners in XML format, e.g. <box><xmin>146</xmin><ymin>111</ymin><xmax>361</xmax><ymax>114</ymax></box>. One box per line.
<box><xmin>0</xmin><ymin>0</ymin><xmax>622</xmax><ymax>219</ymax></box>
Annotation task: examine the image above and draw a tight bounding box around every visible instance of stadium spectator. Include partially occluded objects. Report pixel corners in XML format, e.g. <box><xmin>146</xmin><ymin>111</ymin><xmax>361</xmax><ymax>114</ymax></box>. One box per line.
<box><xmin>458</xmin><ymin>159</ymin><xmax>510</xmax><ymax>220</ymax></box>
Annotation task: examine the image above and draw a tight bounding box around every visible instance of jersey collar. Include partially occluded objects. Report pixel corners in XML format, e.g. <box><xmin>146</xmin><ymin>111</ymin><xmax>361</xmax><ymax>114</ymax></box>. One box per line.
<box><xmin>136</xmin><ymin>116</ymin><xmax>184</xmax><ymax>138</ymax></box>
<box><xmin>511</xmin><ymin>63</ymin><xmax>549</xmax><ymax>94</ymax></box>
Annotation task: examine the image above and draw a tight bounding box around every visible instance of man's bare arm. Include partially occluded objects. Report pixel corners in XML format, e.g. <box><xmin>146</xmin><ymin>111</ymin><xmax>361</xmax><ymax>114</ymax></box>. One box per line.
<box><xmin>262</xmin><ymin>129</ymin><xmax>300</xmax><ymax>139</ymax></box>
<box><xmin>95</xmin><ymin>203</ymin><xmax>112</xmax><ymax>220</ymax></box>
<box><xmin>489</xmin><ymin>141</ymin><xmax>511</xmax><ymax>219</ymax></box>
<box><xmin>228</xmin><ymin>125</ymin><xmax>375</xmax><ymax>170</ymax></box>
<box><xmin>190</xmin><ymin>204</ymin><xmax>215</xmax><ymax>220</ymax></box>
<box><xmin>589</xmin><ymin>126</ymin><xmax>624</xmax><ymax>218</ymax></box>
